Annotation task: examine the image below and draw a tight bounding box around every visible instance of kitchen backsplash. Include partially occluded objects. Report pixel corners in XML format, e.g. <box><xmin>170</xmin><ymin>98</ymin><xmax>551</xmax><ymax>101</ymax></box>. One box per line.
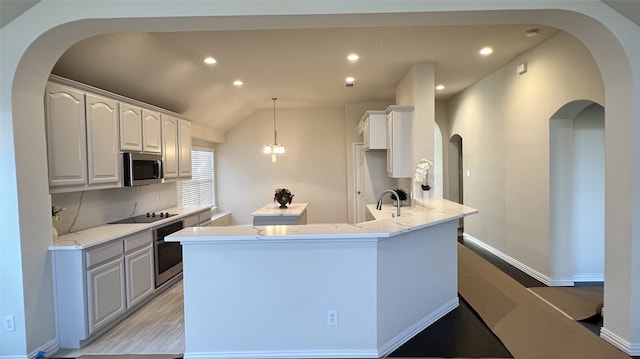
<box><xmin>52</xmin><ymin>182</ymin><xmax>178</xmax><ymax>235</ymax></box>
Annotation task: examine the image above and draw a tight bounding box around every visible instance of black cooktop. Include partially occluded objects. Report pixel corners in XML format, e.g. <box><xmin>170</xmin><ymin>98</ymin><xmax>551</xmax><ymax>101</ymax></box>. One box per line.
<box><xmin>109</xmin><ymin>212</ymin><xmax>177</xmax><ymax>224</ymax></box>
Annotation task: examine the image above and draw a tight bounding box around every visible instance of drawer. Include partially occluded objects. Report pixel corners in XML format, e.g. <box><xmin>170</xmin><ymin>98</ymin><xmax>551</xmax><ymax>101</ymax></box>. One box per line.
<box><xmin>198</xmin><ymin>209</ymin><xmax>212</xmax><ymax>224</ymax></box>
<box><xmin>86</xmin><ymin>240</ymin><xmax>123</xmax><ymax>269</ymax></box>
<box><xmin>183</xmin><ymin>213</ymin><xmax>199</xmax><ymax>227</ymax></box>
<box><xmin>124</xmin><ymin>230</ymin><xmax>152</xmax><ymax>253</ymax></box>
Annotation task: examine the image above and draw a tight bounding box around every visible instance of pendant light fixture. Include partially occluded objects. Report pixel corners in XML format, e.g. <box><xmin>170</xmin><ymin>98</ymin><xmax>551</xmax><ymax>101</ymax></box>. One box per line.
<box><xmin>264</xmin><ymin>97</ymin><xmax>285</xmax><ymax>162</ymax></box>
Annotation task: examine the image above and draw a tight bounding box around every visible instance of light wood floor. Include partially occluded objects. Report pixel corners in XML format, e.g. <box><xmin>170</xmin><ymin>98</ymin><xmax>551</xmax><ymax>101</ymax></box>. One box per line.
<box><xmin>52</xmin><ymin>281</ymin><xmax>185</xmax><ymax>357</ymax></box>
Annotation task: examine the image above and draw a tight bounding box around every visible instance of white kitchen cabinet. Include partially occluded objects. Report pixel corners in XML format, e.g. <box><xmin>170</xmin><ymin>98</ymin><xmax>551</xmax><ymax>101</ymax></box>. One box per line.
<box><xmin>125</xmin><ymin>244</ymin><xmax>154</xmax><ymax>309</ymax></box>
<box><xmin>45</xmin><ymin>82</ymin><xmax>88</xmax><ymax>187</ymax></box>
<box><xmin>178</xmin><ymin>118</ymin><xmax>192</xmax><ymax>179</ymax></box>
<box><xmin>86</xmin><ymin>94</ymin><xmax>120</xmax><ymax>185</ymax></box>
<box><xmin>124</xmin><ymin>230</ymin><xmax>154</xmax><ymax>309</ymax></box>
<box><xmin>52</xmin><ymin>228</ymin><xmax>157</xmax><ymax>348</ymax></box>
<box><xmin>362</xmin><ymin>110</ymin><xmax>387</xmax><ymax>150</ymax></box>
<box><xmin>386</xmin><ymin>105</ymin><xmax>413</xmax><ymax>178</ymax></box>
<box><xmin>184</xmin><ymin>208</ymin><xmax>212</xmax><ymax>227</ymax></box>
<box><xmin>119</xmin><ymin>102</ymin><xmax>143</xmax><ymax>152</ymax></box>
<box><xmin>162</xmin><ymin>114</ymin><xmax>179</xmax><ymax>179</ymax></box>
<box><xmin>142</xmin><ymin>109</ymin><xmax>162</xmax><ymax>153</ymax></box>
<box><xmin>46</xmin><ymin>82</ymin><xmax>121</xmax><ymax>192</ymax></box>
<box><xmin>86</xmin><ymin>258</ymin><xmax>126</xmax><ymax>335</ymax></box>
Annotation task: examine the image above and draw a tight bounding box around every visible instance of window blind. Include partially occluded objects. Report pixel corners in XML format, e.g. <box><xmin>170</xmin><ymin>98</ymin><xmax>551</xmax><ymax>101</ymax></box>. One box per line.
<box><xmin>177</xmin><ymin>147</ymin><xmax>215</xmax><ymax>207</ymax></box>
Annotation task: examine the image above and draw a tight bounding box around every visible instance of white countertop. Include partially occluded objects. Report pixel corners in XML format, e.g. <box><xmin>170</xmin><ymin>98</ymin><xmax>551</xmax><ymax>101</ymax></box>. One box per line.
<box><xmin>250</xmin><ymin>202</ymin><xmax>308</xmax><ymax>217</ymax></box>
<box><xmin>169</xmin><ymin>198</ymin><xmax>477</xmax><ymax>244</ymax></box>
<box><xmin>49</xmin><ymin>205</ymin><xmax>212</xmax><ymax>250</ymax></box>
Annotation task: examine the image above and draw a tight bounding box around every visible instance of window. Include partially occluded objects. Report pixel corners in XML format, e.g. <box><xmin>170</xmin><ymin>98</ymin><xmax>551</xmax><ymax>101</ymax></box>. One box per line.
<box><xmin>177</xmin><ymin>147</ymin><xmax>215</xmax><ymax>207</ymax></box>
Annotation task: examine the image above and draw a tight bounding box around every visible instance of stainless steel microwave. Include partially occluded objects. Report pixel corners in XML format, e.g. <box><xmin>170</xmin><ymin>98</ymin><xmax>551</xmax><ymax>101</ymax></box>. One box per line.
<box><xmin>123</xmin><ymin>152</ymin><xmax>164</xmax><ymax>186</ymax></box>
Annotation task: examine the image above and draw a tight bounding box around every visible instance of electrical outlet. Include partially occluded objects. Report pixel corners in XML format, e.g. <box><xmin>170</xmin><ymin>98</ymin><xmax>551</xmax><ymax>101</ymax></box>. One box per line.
<box><xmin>3</xmin><ymin>315</ymin><xmax>15</xmax><ymax>331</ymax></box>
<box><xmin>327</xmin><ymin>309</ymin><xmax>338</xmax><ymax>326</ymax></box>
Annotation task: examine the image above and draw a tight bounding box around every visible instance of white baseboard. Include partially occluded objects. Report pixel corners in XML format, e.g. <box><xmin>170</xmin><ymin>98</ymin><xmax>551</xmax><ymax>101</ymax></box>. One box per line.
<box><xmin>462</xmin><ymin>234</ymin><xmax>574</xmax><ymax>287</ymax></box>
<box><xmin>184</xmin><ymin>349</ymin><xmax>378</xmax><ymax>359</ymax></box>
<box><xmin>377</xmin><ymin>296</ymin><xmax>460</xmax><ymax>357</ymax></box>
<box><xmin>601</xmin><ymin>327</ymin><xmax>640</xmax><ymax>356</ymax></box>
<box><xmin>573</xmin><ymin>273</ymin><xmax>604</xmax><ymax>282</ymax></box>
<box><xmin>184</xmin><ymin>297</ymin><xmax>460</xmax><ymax>359</ymax></box>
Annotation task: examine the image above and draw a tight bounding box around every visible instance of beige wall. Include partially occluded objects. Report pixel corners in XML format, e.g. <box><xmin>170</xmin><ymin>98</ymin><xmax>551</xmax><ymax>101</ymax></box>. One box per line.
<box><xmin>447</xmin><ymin>31</ymin><xmax>604</xmax><ymax>281</ymax></box>
<box><xmin>216</xmin><ymin>106</ymin><xmax>347</xmax><ymax>224</ymax></box>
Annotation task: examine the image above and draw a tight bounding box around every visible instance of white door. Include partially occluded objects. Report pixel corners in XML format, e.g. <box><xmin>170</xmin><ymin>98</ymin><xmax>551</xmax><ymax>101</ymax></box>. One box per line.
<box><xmin>354</xmin><ymin>143</ymin><xmax>366</xmax><ymax>223</ymax></box>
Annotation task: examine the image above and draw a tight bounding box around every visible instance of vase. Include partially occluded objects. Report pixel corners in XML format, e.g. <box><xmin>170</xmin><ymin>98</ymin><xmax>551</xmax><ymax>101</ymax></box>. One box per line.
<box><xmin>422</xmin><ymin>190</ymin><xmax>433</xmax><ymax>200</ymax></box>
<box><xmin>276</xmin><ymin>197</ymin><xmax>290</xmax><ymax>209</ymax></box>
<box><xmin>52</xmin><ymin>226</ymin><xmax>58</xmax><ymax>241</ymax></box>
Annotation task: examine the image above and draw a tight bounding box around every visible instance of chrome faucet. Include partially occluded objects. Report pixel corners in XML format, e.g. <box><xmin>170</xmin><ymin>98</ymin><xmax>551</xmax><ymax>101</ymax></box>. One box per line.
<box><xmin>376</xmin><ymin>189</ymin><xmax>401</xmax><ymax>217</ymax></box>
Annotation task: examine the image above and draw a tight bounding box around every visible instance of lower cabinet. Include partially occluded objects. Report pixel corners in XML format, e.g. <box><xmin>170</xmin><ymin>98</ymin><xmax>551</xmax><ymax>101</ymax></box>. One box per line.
<box><xmin>125</xmin><ymin>244</ymin><xmax>154</xmax><ymax>309</ymax></box>
<box><xmin>87</xmin><ymin>259</ymin><xmax>126</xmax><ymax>334</ymax></box>
<box><xmin>53</xmin><ymin>229</ymin><xmax>155</xmax><ymax>348</ymax></box>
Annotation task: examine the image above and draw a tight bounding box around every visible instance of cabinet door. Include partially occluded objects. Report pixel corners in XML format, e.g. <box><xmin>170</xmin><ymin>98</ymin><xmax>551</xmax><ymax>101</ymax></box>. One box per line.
<box><xmin>142</xmin><ymin>109</ymin><xmax>162</xmax><ymax>153</ymax></box>
<box><xmin>178</xmin><ymin>119</ymin><xmax>192</xmax><ymax>178</ymax></box>
<box><xmin>125</xmin><ymin>244</ymin><xmax>154</xmax><ymax>309</ymax></box>
<box><xmin>87</xmin><ymin>259</ymin><xmax>126</xmax><ymax>334</ymax></box>
<box><xmin>363</xmin><ymin>118</ymin><xmax>371</xmax><ymax>149</ymax></box>
<box><xmin>119</xmin><ymin>103</ymin><xmax>143</xmax><ymax>152</ymax></box>
<box><xmin>86</xmin><ymin>94</ymin><xmax>120</xmax><ymax>185</ymax></box>
<box><xmin>162</xmin><ymin>115</ymin><xmax>179</xmax><ymax>180</ymax></box>
<box><xmin>45</xmin><ymin>82</ymin><xmax>87</xmax><ymax>187</ymax></box>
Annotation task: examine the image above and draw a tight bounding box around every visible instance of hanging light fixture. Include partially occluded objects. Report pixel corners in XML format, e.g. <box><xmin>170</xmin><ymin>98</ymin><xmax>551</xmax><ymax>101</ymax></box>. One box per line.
<box><xmin>264</xmin><ymin>97</ymin><xmax>285</xmax><ymax>162</ymax></box>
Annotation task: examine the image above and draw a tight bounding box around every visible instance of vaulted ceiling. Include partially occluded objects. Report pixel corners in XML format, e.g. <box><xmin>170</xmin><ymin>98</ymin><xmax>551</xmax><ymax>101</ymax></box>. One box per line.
<box><xmin>51</xmin><ymin>25</ymin><xmax>557</xmax><ymax>132</ymax></box>
<box><xmin>2</xmin><ymin>1</ymin><xmax>639</xmax><ymax>134</ymax></box>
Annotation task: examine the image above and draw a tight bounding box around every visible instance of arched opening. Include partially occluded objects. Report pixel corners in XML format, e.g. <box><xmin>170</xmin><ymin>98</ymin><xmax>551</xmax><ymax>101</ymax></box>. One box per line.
<box><xmin>2</xmin><ymin>3</ymin><xmax>638</xmax><ymax>357</ymax></box>
<box><xmin>550</xmin><ymin>100</ymin><xmax>605</xmax><ymax>284</ymax></box>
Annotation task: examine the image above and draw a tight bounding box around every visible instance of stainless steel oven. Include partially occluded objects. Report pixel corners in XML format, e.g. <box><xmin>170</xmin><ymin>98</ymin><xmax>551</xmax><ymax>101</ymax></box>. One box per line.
<box><xmin>153</xmin><ymin>219</ymin><xmax>184</xmax><ymax>287</ymax></box>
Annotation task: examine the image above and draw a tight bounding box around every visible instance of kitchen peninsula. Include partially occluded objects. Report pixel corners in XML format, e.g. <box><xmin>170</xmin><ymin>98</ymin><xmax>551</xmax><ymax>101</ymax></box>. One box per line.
<box><xmin>169</xmin><ymin>198</ymin><xmax>477</xmax><ymax>359</ymax></box>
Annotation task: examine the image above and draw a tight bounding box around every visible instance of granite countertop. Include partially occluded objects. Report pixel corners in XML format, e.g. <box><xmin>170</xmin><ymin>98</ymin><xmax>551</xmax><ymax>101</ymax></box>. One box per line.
<box><xmin>49</xmin><ymin>205</ymin><xmax>212</xmax><ymax>250</ymax></box>
<box><xmin>168</xmin><ymin>198</ymin><xmax>477</xmax><ymax>244</ymax></box>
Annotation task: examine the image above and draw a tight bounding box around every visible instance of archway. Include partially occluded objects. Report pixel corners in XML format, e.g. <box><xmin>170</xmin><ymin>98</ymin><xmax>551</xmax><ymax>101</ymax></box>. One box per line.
<box><xmin>1</xmin><ymin>3</ymin><xmax>638</xmax><ymax>357</ymax></box>
<box><xmin>550</xmin><ymin>100</ymin><xmax>605</xmax><ymax>284</ymax></box>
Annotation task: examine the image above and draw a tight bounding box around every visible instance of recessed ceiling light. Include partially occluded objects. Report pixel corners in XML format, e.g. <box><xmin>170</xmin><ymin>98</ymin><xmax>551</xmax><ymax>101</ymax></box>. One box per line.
<box><xmin>204</xmin><ymin>56</ymin><xmax>217</xmax><ymax>65</ymax></box>
<box><xmin>435</xmin><ymin>84</ymin><xmax>445</xmax><ymax>91</ymax></box>
<box><xmin>345</xmin><ymin>76</ymin><xmax>356</xmax><ymax>88</ymax></box>
<box><xmin>233</xmin><ymin>80</ymin><xmax>243</xmax><ymax>87</ymax></box>
<box><xmin>479</xmin><ymin>47</ymin><xmax>493</xmax><ymax>56</ymax></box>
<box><xmin>347</xmin><ymin>54</ymin><xmax>359</xmax><ymax>62</ymax></box>
<box><xmin>525</xmin><ymin>29</ymin><xmax>540</xmax><ymax>38</ymax></box>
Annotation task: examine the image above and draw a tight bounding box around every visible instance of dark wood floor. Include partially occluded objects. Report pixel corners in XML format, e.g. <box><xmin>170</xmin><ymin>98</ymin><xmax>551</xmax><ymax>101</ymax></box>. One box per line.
<box><xmin>391</xmin><ymin>237</ymin><xmax>640</xmax><ymax>359</ymax></box>
<box><xmin>389</xmin><ymin>296</ymin><xmax>512</xmax><ymax>358</ymax></box>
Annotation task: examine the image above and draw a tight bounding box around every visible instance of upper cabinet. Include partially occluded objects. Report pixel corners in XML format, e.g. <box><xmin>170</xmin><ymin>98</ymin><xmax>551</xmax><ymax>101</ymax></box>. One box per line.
<box><xmin>142</xmin><ymin>109</ymin><xmax>162</xmax><ymax>153</ymax></box>
<box><xmin>46</xmin><ymin>82</ymin><xmax>121</xmax><ymax>192</ymax></box>
<box><xmin>178</xmin><ymin>119</ymin><xmax>192</xmax><ymax>179</ymax></box>
<box><xmin>162</xmin><ymin>114</ymin><xmax>179</xmax><ymax>180</ymax></box>
<box><xmin>119</xmin><ymin>103</ymin><xmax>143</xmax><ymax>152</ymax></box>
<box><xmin>46</xmin><ymin>76</ymin><xmax>194</xmax><ymax>193</ymax></box>
<box><xmin>362</xmin><ymin>111</ymin><xmax>387</xmax><ymax>150</ymax></box>
<box><xmin>45</xmin><ymin>82</ymin><xmax>88</xmax><ymax>187</ymax></box>
<box><xmin>162</xmin><ymin>115</ymin><xmax>192</xmax><ymax>181</ymax></box>
<box><xmin>85</xmin><ymin>94</ymin><xmax>120</xmax><ymax>185</ymax></box>
<box><xmin>386</xmin><ymin>105</ymin><xmax>413</xmax><ymax>178</ymax></box>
